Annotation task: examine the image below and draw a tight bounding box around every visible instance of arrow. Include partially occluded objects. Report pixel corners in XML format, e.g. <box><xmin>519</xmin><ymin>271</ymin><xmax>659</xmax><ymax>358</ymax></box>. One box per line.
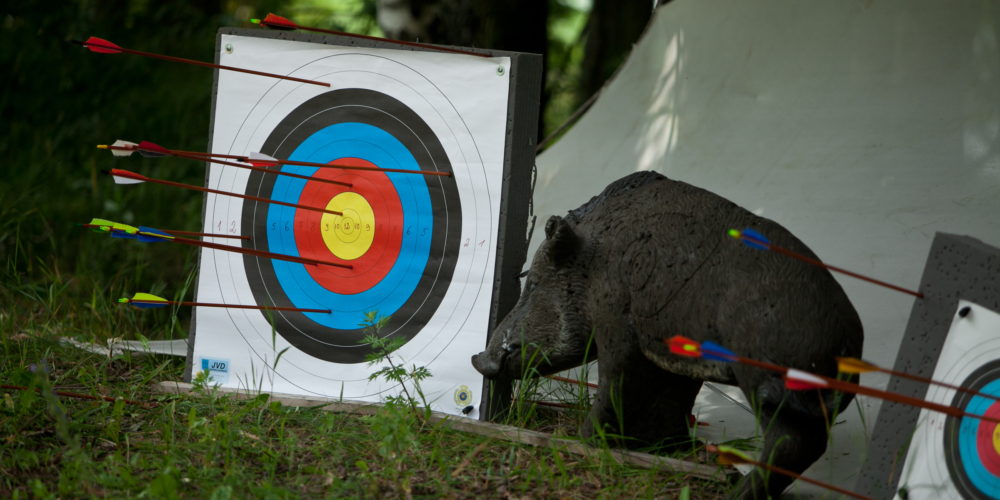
<box><xmin>728</xmin><ymin>228</ymin><xmax>924</xmax><ymax>298</ymax></box>
<box><xmin>706</xmin><ymin>444</ymin><xmax>875</xmax><ymax>500</ymax></box>
<box><xmin>99</xmin><ymin>141</ymin><xmax>450</xmax><ymax>177</ymax></box>
<box><xmin>84</xmin><ymin>219</ymin><xmax>352</xmax><ymax>269</ymax></box>
<box><xmin>75</xmin><ymin>221</ymin><xmax>248</xmax><ymax>240</ymax></box>
<box><xmin>120</xmin><ymin>293</ymin><xmax>330</xmax><ymax>313</ymax></box>
<box><xmin>245</xmin><ymin>152</ymin><xmax>453</xmax><ymax>177</ymax></box>
<box><xmin>665</xmin><ymin>335</ymin><xmax>1000</xmax><ymax>425</ymax></box>
<box><xmin>252</xmin><ymin>13</ymin><xmax>490</xmax><ymax>58</ymax></box>
<box><xmin>98</xmin><ymin>141</ymin><xmax>353</xmax><ymax>188</ymax></box>
<box><xmin>837</xmin><ymin>356</ymin><xmax>1000</xmax><ymax>405</ymax></box>
<box><xmin>1</xmin><ymin>384</ymin><xmax>152</xmax><ymax>408</ymax></box>
<box><xmin>73</xmin><ymin>37</ymin><xmax>329</xmax><ymax>87</ymax></box>
<box><xmin>102</xmin><ymin>169</ymin><xmax>343</xmax><ymax>217</ymax></box>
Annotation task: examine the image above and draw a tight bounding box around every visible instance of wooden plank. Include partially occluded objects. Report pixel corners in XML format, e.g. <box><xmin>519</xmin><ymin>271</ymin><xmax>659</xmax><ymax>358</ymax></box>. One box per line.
<box><xmin>156</xmin><ymin>381</ymin><xmax>734</xmax><ymax>483</ymax></box>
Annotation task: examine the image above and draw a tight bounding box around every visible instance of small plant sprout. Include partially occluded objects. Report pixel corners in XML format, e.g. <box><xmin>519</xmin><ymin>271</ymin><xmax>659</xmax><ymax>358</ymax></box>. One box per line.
<box><xmin>358</xmin><ymin>310</ymin><xmax>432</xmax><ymax>414</ymax></box>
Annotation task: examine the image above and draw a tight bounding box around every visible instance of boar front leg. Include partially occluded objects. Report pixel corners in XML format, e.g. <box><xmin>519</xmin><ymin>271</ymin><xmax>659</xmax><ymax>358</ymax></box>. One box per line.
<box><xmin>583</xmin><ymin>334</ymin><xmax>702</xmax><ymax>449</ymax></box>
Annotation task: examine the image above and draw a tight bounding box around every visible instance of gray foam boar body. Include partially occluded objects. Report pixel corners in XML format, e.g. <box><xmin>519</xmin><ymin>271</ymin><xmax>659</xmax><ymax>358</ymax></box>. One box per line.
<box><xmin>472</xmin><ymin>171</ymin><xmax>863</xmax><ymax>499</ymax></box>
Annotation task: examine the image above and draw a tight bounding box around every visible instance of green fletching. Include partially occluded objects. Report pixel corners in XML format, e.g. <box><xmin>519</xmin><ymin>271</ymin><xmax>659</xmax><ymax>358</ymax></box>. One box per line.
<box><xmin>113</xmin><ymin>222</ymin><xmax>138</xmax><ymax>234</ymax></box>
<box><xmin>88</xmin><ymin>218</ymin><xmax>117</xmax><ymax>233</ymax></box>
<box><xmin>132</xmin><ymin>293</ymin><xmax>167</xmax><ymax>302</ymax></box>
<box><xmin>716</xmin><ymin>445</ymin><xmax>753</xmax><ymax>462</ymax></box>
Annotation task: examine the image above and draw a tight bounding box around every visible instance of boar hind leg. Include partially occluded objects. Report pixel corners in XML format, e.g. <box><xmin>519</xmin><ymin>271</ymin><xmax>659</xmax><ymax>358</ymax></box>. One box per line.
<box><xmin>726</xmin><ymin>410</ymin><xmax>828</xmax><ymax>500</ymax></box>
<box><xmin>583</xmin><ymin>351</ymin><xmax>702</xmax><ymax>449</ymax></box>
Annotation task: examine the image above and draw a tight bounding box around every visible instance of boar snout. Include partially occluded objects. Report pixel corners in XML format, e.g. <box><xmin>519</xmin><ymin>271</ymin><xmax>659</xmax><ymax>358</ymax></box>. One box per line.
<box><xmin>471</xmin><ymin>351</ymin><xmax>501</xmax><ymax>378</ymax></box>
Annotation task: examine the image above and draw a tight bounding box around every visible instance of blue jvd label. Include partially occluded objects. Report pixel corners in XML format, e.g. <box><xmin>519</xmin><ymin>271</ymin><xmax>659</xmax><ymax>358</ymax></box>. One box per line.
<box><xmin>200</xmin><ymin>357</ymin><xmax>231</xmax><ymax>384</ymax></box>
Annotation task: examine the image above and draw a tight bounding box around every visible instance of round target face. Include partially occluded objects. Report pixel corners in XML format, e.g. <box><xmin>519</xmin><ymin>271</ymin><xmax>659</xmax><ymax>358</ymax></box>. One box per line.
<box><xmin>945</xmin><ymin>360</ymin><xmax>1000</xmax><ymax>499</ymax></box>
<box><xmin>239</xmin><ymin>89</ymin><xmax>460</xmax><ymax>363</ymax></box>
<box><xmin>199</xmin><ymin>41</ymin><xmax>508</xmax><ymax>405</ymax></box>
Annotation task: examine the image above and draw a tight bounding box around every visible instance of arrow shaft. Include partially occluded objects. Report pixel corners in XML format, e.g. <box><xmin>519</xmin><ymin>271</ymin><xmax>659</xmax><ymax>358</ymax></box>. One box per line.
<box><xmin>160</xmin><ymin>230</ymin><xmax>249</xmax><ymax>240</ymax></box>
<box><xmin>740</xmin><ymin>234</ymin><xmax>923</xmax><ymax>298</ymax></box>
<box><xmin>139</xmin><ymin>176</ymin><xmax>342</xmax><ymax>217</ymax></box>
<box><xmin>267</xmin><ymin>21</ymin><xmax>489</xmax><ymax>58</ymax></box>
<box><xmin>268</xmin><ymin>157</ymin><xmax>452</xmax><ymax>177</ymax></box>
<box><xmin>0</xmin><ymin>384</ymin><xmax>150</xmax><ymax>408</ymax></box>
<box><xmin>79</xmin><ymin>224</ymin><xmax>249</xmax><ymax>240</ymax></box>
<box><xmin>877</xmin><ymin>366</ymin><xmax>1000</xmax><ymax>405</ymax></box>
<box><xmin>165</xmin><ymin>236</ymin><xmax>351</xmax><ymax>269</ymax></box>
<box><xmin>130</xmin><ymin>300</ymin><xmax>329</xmax><ymax>313</ymax></box>
<box><xmin>171</xmin><ymin>151</ymin><xmax>353</xmax><ymax>188</ymax></box>
<box><xmin>114</xmin><ymin>46</ymin><xmax>329</xmax><ymax>87</ymax></box>
<box><xmin>705</xmin><ymin>446</ymin><xmax>874</xmax><ymax>500</ymax></box>
<box><xmin>107</xmin><ymin>144</ymin><xmax>449</xmax><ymax>177</ymax></box>
<box><xmin>732</xmin><ymin>354</ymin><xmax>1000</xmax><ymax>424</ymax></box>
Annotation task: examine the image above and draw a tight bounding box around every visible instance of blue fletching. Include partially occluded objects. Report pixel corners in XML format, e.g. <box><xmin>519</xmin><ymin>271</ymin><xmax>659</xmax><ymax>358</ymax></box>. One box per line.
<box><xmin>740</xmin><ymin>228</ymin><xmax>770</xmax><ymax>251</ymax></box>
<box><xmin>130</xmin><ymin>301</ymin><xmax>167</xmax><ymax>309</ymax></box>
<box><xmin>111</xmin><ymin>231</ymin><xmax>137</xmax><ymax>239</ymax></box>
<box><xmin>137</xmin><ymin>227</ymin><xmax>173</xmax><ymax>243</ymax></box>
<box><xmin>700</xmin><ymin>341</ymin><xmax>736</xmax><ymax>362</ymax></box>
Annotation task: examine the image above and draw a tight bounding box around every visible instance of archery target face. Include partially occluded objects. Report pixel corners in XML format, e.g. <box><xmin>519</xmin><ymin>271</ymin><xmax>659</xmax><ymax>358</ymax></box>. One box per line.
<box><xmin>192</xmin><ymin>35</ymin><xmax>511</xmax><ymax>418</ymax></box>
<box><xmin>895</xmin><ymin>301</ymin><xmax>1000</xmax><ymax>499</ymax></box>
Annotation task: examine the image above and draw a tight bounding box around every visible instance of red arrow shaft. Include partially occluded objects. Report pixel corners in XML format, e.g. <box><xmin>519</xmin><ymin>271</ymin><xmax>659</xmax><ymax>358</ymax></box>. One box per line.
<box><xmin>79</xmin><ymin>224</ymin><xmax>248</xmax><ymax>240</ymax></box>
<box><xmin>739</xmin><ymin>233</ymin><xmax>923</xmax><ymax>298</ymax></box>
<box><xmin>170</xmin><ymin>151</ymin><xmax>353</xmax><ymax>188</ymax></box>
<box><xmin>263</xmin><ymin>19</ymin><xmax>489</xmax><ymax>58</ymax></box>
<box><xmin>267</xmin><ymin>157</ymin><xmax>452</xmax><ymax>177</ymax></box>
<box><xmin>705</xmin><ymin>445</ymin><xmax>874</xmax><ymax>500</ymax></box>
<box><xmin>113</xmin><ymin>45</ymin><xmax>330</xmax><ymax>87</ymax></box>
<box><xmin>732</xmin><ymin>355</ymin><xmax>999</xmax><ymax>424</ymax></box>
<box><xmin>130</xmin><ymin>300</ymin><xmax>329</xmax><ymax>313</ymax></box>
<box><xmin>137</xmin><ymin>176</ymin><xmax>342</xmax><ymax>217</ymax></box>
<box><xmin>166</xmin><ymin>235</ymin><xmax>351</xmax><ymax>269</ymax></box>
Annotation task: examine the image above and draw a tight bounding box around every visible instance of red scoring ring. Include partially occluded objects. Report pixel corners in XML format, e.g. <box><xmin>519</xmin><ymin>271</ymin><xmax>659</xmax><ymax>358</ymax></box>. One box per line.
<box><xmin>293</xmin><ymin>158</ymin><xmax>404</xmax><ymax>295</ymax></box>
<box><xmin>975</xmin><ymin>402</ymin><xmax>1000</xmax><ymax>477</ymax></box>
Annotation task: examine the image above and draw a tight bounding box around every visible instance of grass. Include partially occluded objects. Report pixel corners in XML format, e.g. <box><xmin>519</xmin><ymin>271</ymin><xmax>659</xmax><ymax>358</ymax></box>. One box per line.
<box><xmin>1</xmin><ymin>268</ymin><xmax>735</xmax><ymax>499</ymax></box>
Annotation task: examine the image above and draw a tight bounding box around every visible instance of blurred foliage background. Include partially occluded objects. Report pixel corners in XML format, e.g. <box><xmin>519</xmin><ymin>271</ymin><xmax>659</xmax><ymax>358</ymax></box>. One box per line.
<box><xmin>0</xmin><ymin>0</ymin><xmax>654</xmax><ymax>339</ymax></box>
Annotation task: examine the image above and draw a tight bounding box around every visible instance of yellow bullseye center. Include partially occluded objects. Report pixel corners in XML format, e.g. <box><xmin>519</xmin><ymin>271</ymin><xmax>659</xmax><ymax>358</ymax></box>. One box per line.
<box><xmin>993</xmin><ymin>425</ymin><xmax>1000</xmax><ymax>455</ymax></box>
<box><xmin>321</xmin><ymin>192</ymin><xmax>375</xmax><ymax>261</ymax></box>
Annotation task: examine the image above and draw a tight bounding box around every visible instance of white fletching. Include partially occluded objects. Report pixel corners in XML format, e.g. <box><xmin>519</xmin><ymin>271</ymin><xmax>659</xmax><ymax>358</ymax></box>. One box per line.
<box><xmin>111</xmin><ymin>140</ymin><xmax>138</xmax><ymax>157</ymax></box>
<box><xmin>785</xmin><ymin>369</ymin><xmax>828</xmax><ymax>388</ymax></box>
<box><xmin>248</xmin><ymin>152</ymin><xmax>279</xmax><ymax>165</ymax></box>
<box><xmin>112</xmin><ymin>174</ymin><xmax>144</xmax><ymax>185</ymax></box>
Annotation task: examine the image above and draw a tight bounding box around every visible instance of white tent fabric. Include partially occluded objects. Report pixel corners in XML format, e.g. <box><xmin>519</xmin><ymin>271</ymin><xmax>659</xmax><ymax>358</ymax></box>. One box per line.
<box><xmin>533</xmin><ymin>0</ymin><xmax>1000</xmax><ymax>495</ymax></box>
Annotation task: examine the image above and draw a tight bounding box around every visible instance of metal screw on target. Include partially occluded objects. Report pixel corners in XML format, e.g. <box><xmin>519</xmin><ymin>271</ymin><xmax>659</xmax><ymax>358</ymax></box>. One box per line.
<box><xmin>496</xmin><ymin>65</ymin><xmax>505</xmax><ymax>76</ymax></box>
<box><xmin>225</xmin><ymin>43</ymin><xmax>234</xmax><ymax>54</ymax></box>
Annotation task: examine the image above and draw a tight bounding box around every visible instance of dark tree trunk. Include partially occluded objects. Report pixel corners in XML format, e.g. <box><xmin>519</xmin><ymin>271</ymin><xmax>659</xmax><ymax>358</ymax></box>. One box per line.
<box><xmin>578</xmin><ymin>0</ymin><xmax>653</xmax><ymax>104</ymax></box>
<box><xmin>376</xmin><ymin>0</ymin><xmax>548</xmax><ymax>141</ymax></box>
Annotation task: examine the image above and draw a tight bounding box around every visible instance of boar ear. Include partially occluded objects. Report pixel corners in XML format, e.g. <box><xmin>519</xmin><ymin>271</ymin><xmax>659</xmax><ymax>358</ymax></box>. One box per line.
<box><xmin>544</xmin><ymin>216</ymin><xmax>578</xmax><ymax>262</ymax></box>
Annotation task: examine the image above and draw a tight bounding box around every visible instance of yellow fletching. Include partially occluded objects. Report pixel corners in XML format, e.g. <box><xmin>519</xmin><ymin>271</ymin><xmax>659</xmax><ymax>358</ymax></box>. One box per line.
<box><xmin>132</xmin><ymin>293</ymin><xmax>167</xmax><ymax>302</ymax></box>
<box><xmin>837</xmin><ymin>357</ymin><xmax>877</xmax><ymax>374</ymax></box>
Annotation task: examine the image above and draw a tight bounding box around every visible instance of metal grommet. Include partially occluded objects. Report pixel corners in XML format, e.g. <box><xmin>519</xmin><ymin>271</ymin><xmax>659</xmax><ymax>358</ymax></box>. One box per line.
<box><xmin>225</xmin><ymin>43</ymin><xmax>234</xmax><ymax>54</ymax></box>
<box><xmin>496</xmin><ymin>65</ymin><xmax>505</xmax><ymax>76</ymax></box>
